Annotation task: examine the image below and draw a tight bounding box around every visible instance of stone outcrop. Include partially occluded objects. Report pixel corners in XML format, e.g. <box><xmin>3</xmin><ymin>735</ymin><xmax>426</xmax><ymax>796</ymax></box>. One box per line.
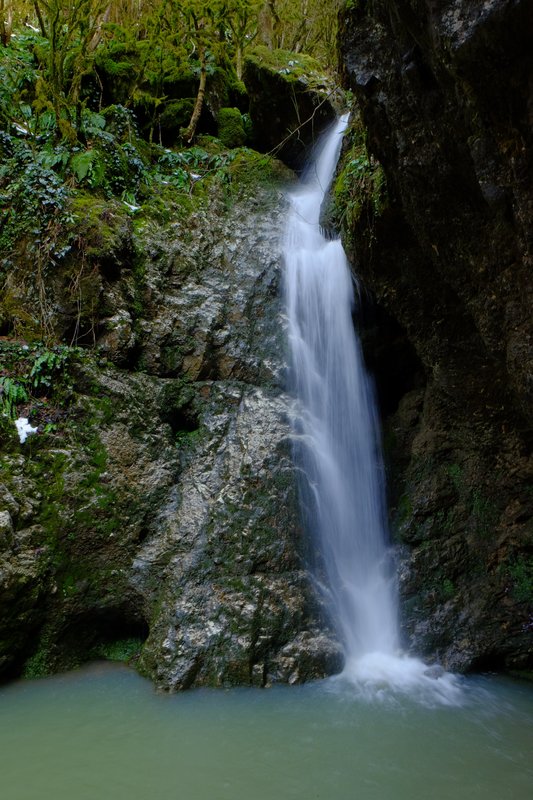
<box><xmin>0</xmin><ymin>169</ymin><xmax>342</xmax><ymax>687</ymax></box>
<box><xmin>243</xmin><ymin>46</ymin><xmax>338</xmax><ymax>168</ymax></box>
<box><xmin>339</xmin><ymin>0</ymin><xmax>533</xmax><ymax>672</ymax></box>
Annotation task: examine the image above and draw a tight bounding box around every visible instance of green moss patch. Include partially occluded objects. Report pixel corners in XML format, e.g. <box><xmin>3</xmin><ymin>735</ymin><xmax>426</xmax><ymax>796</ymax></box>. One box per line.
<box><xmin>245</xmin><ymin>46</ymin><xmax>329</xmax><ymax>89</ymax></box>
<box><xmin>329</xmin><ymin>111</ymin><xmax>387</xmax><ymax>238</ymax></box>
<box><xmin>217</xmin><ymin>108</ymin><xmax>246</xmax><ymax>148</ymax></box>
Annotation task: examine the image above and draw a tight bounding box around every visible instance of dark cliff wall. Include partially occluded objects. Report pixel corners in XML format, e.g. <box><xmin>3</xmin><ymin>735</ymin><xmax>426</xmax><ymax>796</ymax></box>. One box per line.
<box><xmin>339</xmin><ymin>0</ymin><xmax>533</xmax><ymax>671</ymax></box>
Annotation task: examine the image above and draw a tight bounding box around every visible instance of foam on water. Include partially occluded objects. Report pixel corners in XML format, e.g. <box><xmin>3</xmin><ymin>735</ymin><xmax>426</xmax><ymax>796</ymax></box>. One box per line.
<box><xmin>336</xmin><ymin>652</ymin><xmax>464</xmax><ymax>707</ymax></box>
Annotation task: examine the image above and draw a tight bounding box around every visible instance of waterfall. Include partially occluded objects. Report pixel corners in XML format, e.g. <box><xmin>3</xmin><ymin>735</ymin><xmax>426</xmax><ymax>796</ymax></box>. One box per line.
<box><xmin>284</xmin><ymin>116</ymin><xmax>462</xmax><ymax>703</ymax></box>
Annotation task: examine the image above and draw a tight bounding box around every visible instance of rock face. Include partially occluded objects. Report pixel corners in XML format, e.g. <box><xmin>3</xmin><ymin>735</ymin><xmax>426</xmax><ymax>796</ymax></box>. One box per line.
<box><xmin>243</xmin><ymin>46</ymin><xmax>338</xmax><ymax>169</ymax></box>
<box><xmin>339</xmin><ymin>0</ymin><xmax>533</xmax><ymax>671</ymax></box>
<box><xmin>0</xmin><ymin>173</ymin><xmax>342</xmax><ymax>687</ymax></box>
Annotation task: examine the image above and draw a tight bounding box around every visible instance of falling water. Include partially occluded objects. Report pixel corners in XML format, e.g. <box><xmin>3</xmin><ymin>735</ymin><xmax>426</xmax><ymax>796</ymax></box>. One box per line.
<box><xmin>284</xmin><ymin>116</ymin><xmax>461</xmax><ymax>702</ymax></box>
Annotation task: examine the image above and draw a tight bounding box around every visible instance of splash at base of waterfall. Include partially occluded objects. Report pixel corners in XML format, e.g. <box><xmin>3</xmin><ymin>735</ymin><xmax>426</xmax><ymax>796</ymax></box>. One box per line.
<box><xmin>334</xmin><ymin>652</ymin><xmax>464</xmax><ymax>706</ymax></box>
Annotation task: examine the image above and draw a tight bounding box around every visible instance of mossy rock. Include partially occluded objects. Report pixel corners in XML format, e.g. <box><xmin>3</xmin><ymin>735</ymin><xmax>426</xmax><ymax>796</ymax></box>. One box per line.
<box><xmin>204</xmin><ymin>67</ymin><xmax>233</xmax><ymax>116</ymax></box>
<box><xmin>325</xmin><ymin>110</ymin><xmax>388</xmax><ymax>240</ymax></box>
<box><xmin>94</xmin><ymin>42</ymin><xmax>141</xmax><ymax>106</ymax></box>
<box><xmin>158</xmin><ymin>98</ymin><xmax>195</xmax><ymax>145</ymax></box>
<box><xmin>243</xmin><ymin>46</ymin><xmax>337</xmax><ymax>169</ymax></box>
<box><xmin>217</xmin><ymin>108</ymin><xmax>246</xmax><ymax>148</ymax></box>
<box><xmin>227</xmin><ymin>149</ymin><xmax>295</xmax><ymax>195</ymax></box>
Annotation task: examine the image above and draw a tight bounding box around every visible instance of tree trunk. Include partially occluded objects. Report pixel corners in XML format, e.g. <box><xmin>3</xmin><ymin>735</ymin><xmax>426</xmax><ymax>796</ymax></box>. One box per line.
<box><xmin>33</xmin><ymin>0</ymin><xmax>47</xmax><ymax>37</ymax></box>
<box><xmin>236</xmin><ymin>43</ymin><xmax>242</xmax><ymax>81</ymax></box>
<box><xmin>1</xmin><ymin>0</ymin><xmax>12</xmax><ymax>45</ymax></box>
<box><xmin>183</xmin><ymin>44</ymin><xmax>207</xmax><ymax>144</ymax></box>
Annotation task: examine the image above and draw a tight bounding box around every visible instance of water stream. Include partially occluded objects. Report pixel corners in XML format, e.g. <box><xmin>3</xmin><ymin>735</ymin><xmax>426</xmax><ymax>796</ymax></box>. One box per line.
<box><xmin>284</xmin><ymin>116</ymin><xmax>458</xmax><ymax>701</ymax></box>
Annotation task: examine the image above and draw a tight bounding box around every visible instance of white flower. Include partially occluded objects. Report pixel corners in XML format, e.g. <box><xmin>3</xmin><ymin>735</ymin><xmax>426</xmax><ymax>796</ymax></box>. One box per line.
<box><xmin>15</xmin><ymin>418</ymin><xmax>38</xmax><ymax>444</ymax></box>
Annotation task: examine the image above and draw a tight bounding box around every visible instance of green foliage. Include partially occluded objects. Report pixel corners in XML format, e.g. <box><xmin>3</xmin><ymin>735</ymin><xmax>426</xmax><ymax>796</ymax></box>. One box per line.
<box><xmin>0</xmin><ymin>133</ymin><xmax>70</xmax><ymax>254</ymax></box>
<box><xmin>447</xmin><ymin>463</ymin><xmax>463</xmax><ymax>491</ymax></box>
<box><xmin>245</xmin><ymin>45</ymin><xmax>327</xmax><ymax>86</ymax></box>
<box><xmin>508</xmin><ymin>557</ymin><xmax>533</xmax><ymax>603</ymax></box>
<box><xmin>0</xmin><ymin>30</ymin><xmax>42</xmax><ymax>133</ymax></box>
<box><xmin>29</xmin><ymin>346</ymin><xmax>71</xmax><ymax>390</ymax></box>
<box><xmin>70</xmin><ymin>148</ymin><xmax>104</xmax><ymax>184</ymax></box>
<box><xmin>441</xmin><ymin>578</ymin><xmax>455</xmax><ymax>600</ymax></box>
<box><xmin>152</xmin><ymin>144</ymin><xmax>236</xmax><ymax>194</ymax></box>
<box><xmin>22</xmin><ymin>648</ymin><xmax>50</xmax><ymax>680</ymax></box>
<box><xmin>395</xmin><ymin>492</ymin><xmax>413</xmax><ymax>528</ymax></box>
<box><xmin>91</xmin><ymin>637</ymin><xmax>144</xmax><ymax>663</ymax></box>
<box><xmin>0</xmin><ymin>12</ymin><xmax>314</xmax><ymax>345</ymax></box>
<box><xmin>217</xmin><ymin>107</ymin><xmax>246</xmax><ymax>148</ymax></box>
<box><xmin>469</xmin><ymin>490</ymin><xmax>498</xmax><ymax>537</ymax></box>
<box><xmin>332</xmin><ymin>115</ymin><xmax>388</xmax><ymax>236</ymax></box>
<box><xmin>253</xmin><ymin>0</ymin><xmax>342</xmax><ymax>65</ymax></box>
<box><xmin>0</xmin><ymin>376</ymin><xmax>29</xmax><ymax>418</ymax></box>
<box><xmin>0</xmin><ymin>343</ymin><xmax>78</xmax><ymax>422</ymax></box>
<box><xmin>0</xmin><ymin>106</ymin><xmax>150</xmax><ymax>343</ymax></box>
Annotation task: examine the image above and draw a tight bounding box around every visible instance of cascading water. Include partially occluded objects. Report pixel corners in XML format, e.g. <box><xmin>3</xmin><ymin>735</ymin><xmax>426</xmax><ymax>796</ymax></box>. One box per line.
<box><xmin>285</xmin><ymin>116</ymin><xmax>461</xmax><ymax>703</ymax></box>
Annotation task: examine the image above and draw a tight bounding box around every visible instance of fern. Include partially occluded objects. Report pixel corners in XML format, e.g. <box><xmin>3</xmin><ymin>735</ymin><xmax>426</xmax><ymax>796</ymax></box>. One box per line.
<box><xmin>0</xmin><ymin>377</ymin><xmax>29</xmax><ymax>418</ymax></box>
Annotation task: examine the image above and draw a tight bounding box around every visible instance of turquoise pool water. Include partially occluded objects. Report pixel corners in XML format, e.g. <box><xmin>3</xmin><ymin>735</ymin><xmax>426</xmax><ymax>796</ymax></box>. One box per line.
<box><xmin>1</xmin><ymin>663</ymin><xmax>532</xmax><ymax>800</ymax></box>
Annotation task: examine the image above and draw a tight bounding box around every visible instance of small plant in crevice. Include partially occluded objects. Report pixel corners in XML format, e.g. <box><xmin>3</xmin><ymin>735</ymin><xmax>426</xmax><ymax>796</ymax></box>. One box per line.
<box><xmin>507</xmin><ymin>556</ymin><xmax>533</xmax><ymax>603</ymax></box>
<box><xmin>469</xmin><ymin>489</ymin><xmax>499</xmax><ymax>537</ymax></box>
<box><xmin>0</xmin><ymin>343</ymin><xmax>81</xmax><ymax>429</ymax></box>
<box><xmin>447</xmin><ymin>463</ymin><xmax>463</xmax><ymax>492</ymax></box>
<box><xmin>328</xmin><ymin>111</ymin><xmax>388</xmax><ymax>247</ymax></box>
<box><xmin>441</xmin><ymin>578</ymin><xmax>456</xmax><ymax>601</ymax></box>
<box><xmin>0</xmin><ymin>376</ymin><xmax>29</xmax><ymax>418</ymax></box>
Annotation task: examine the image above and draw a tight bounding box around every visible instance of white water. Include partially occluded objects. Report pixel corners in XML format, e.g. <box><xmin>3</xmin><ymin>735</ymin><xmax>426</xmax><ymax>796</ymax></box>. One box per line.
<box><xmin>284</xmin><ymin>116</ymin><xmax>460</xmax><ymax>703</ymax></box>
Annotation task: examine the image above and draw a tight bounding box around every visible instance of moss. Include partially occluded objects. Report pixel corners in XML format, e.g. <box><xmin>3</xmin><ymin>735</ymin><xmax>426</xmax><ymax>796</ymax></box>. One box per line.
<box><xmin>158</xmin><ymin>98</ymin><xmax>195</xmax><ymax>142</ymax></box>
<box><xmin>507</xmin><ymin>556</ymin><xmax>533</xmax><ymax>603</ymax></box>
<box><xmin>90</xmin><ymin>636</ymin><xmax>143</xmax><ymax>663</ymax></box>
<box><xmin>217</xmin><ymin>107</ymin><xmax>246</xmax><ymax>148</ymax></box>
<box><xmin>94</xmin><ymin>42</ymin><xmax>140</xmax><ymax>106</ymax></box>
<box><xmin>469</xmin><ymin>490</ymin><xmax>499</xmax><ymax>537</ymax></box>
<box><xmin>441</xmin><ymin>578</ymin><xmax>456</xmax><ymax>600</ymax></box>
<box><xmin>447</xmin><ymin>463</ymin><xmax>463</xmax><ymax>491</ymax></box>
<box><xmin>22</xmin><ymin>646</ymin><xmax>52</xmax><ymax>680</ymax></box>
<box><xmin>69</xmin><ymin>194</ymin><xmax>131</xmax><ymax>260</ymax></box>
<box><xmin>245</xmin><ymin>46</ymin><xmax>328</xmax><ymax>89</ymax></box>
<box><xmin>330</xmin><ymin>112</ymin><xmax>388</xmax><ymax>239</ymax></box>
<box><xmin>175</xmin><ymin>427</ymin><xmax>204</xmax><ymax>451</ymax></box>
<box><xmin>227</xmin><ymin>148</ymin><xmax>293</xmax><ymax>191</ymax></box>
<box><xmin>137</xmin><ymin>190</ymin><xmax>195</xmax><ymax>224</ymax></box>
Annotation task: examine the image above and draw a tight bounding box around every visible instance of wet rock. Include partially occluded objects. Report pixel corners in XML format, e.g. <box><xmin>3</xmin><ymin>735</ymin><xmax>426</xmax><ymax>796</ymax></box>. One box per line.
<box><xmin>423</xmin><ymin>664</ymin><xmax>445</xmax><ymax>680</ymax></box>
<box><xmin>0</xmin><ymin>511</ymin><xmax>13</xmax><ymax>549</ymax></box>
<box><xmin>0</xmin><ymin>173</ymin><xmax>340</xmax><ymax>687</ymax></box>
<box><xmin>339</xmin><ymin>0</ymin><xmax>533</xmax><ymax>672</ymax></box>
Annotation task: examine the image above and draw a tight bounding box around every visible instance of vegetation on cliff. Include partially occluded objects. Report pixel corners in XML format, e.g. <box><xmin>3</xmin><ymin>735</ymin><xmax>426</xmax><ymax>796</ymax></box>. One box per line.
<box><xmin>0</xmin><ymin>2</ymin><xmax>345</xmax><ymax>685</ymax></box>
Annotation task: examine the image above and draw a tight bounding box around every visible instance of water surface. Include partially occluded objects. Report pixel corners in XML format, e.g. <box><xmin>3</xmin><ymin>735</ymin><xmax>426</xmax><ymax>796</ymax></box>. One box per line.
<box><xmin>1</xmin><ymin>664</ymin><xmax>532</xmax><ymax>800</ymax></box>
